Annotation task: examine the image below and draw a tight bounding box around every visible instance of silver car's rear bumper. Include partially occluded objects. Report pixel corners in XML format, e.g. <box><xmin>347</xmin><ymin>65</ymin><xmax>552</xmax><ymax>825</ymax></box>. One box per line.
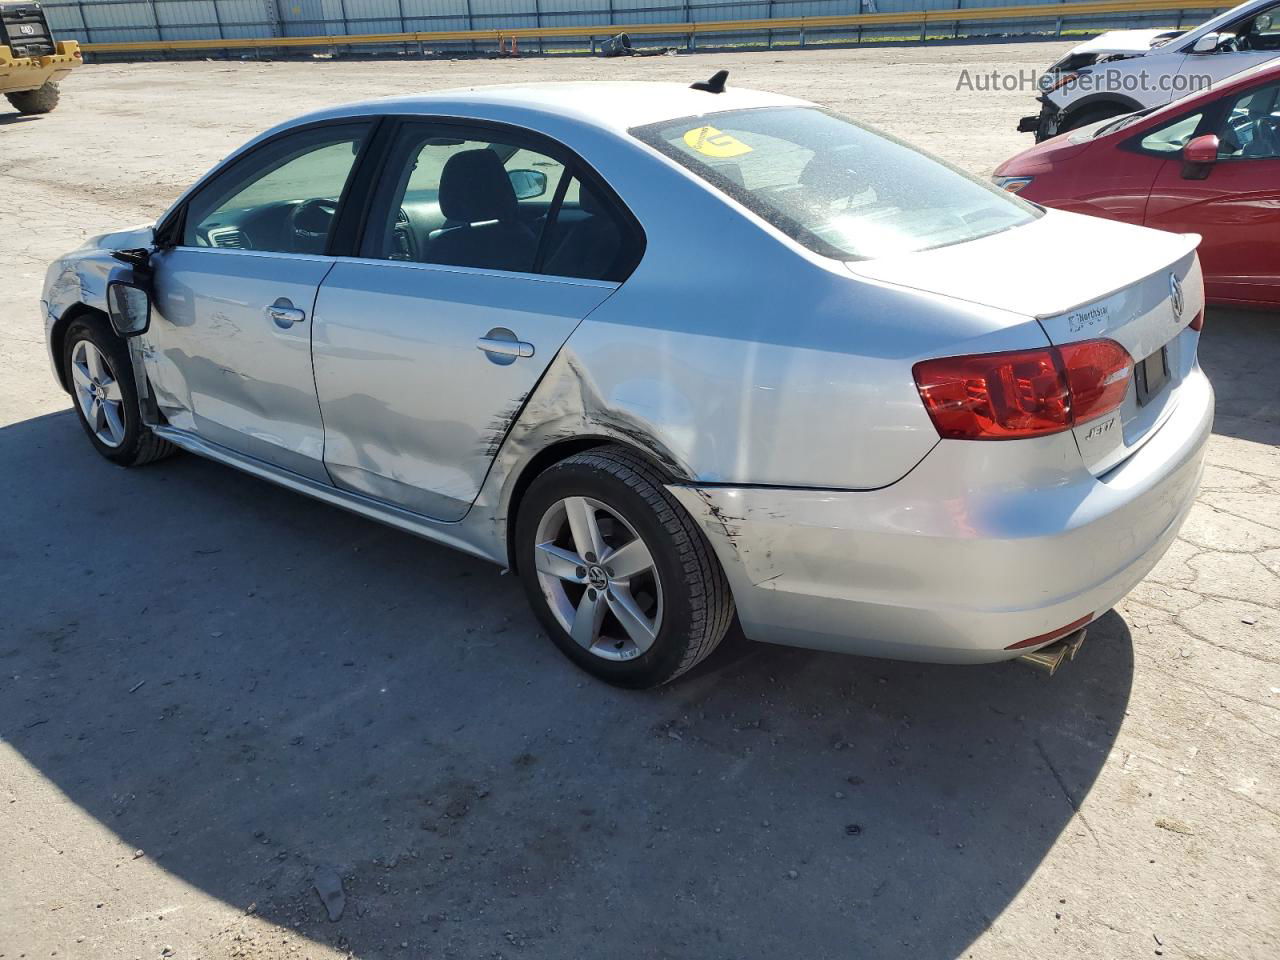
<box><xmin>669</xmin><ymin>366</ymin><xmax>1213</xmax><ymax>663</ymax></box>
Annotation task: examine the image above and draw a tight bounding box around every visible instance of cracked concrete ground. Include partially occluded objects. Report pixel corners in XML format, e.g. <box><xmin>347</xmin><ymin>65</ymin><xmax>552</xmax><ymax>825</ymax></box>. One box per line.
<box><xmin>1</xmin><ymin>42</ymin><xmax>1278</xmax><ymax>960</ymax></box>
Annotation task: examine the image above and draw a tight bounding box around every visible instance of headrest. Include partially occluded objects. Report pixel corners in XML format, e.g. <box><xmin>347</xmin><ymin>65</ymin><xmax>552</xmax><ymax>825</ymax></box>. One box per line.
<box><xmin>799</xmin><ymin>147</ymin><xmax>864</xmax><ymax>203</ymax></box>
<box><xmin>439</xmin><ymin>149</ymin><xmax>518</xmax><ymax>223</ymax></box>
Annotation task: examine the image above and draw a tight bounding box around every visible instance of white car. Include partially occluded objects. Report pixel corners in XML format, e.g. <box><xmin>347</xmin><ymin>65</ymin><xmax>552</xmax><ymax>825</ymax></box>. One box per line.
<box><xmin>1020</xmin><ymin>0</ymin><xmax>1280</xmax><ymax>140</ymax></box>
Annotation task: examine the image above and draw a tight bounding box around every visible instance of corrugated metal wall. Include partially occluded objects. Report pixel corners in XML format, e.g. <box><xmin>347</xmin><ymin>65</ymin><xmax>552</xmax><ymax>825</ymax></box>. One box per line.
<box><xmin>40</xmin><ymin>0</ymin><xmax>1218</xmax><ymax>51</ymax></box>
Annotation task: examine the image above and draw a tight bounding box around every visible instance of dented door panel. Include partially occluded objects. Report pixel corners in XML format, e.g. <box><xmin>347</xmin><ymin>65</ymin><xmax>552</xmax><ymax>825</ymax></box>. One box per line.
<box><xmin>144</xmin><ymin>248</ymin><xmax>333</xmax><ymax>483</ymax></box>
<box><xmin>311</xmin><ymin>260</ymin><xmax>617</xmax><ymax>522</ymax></box>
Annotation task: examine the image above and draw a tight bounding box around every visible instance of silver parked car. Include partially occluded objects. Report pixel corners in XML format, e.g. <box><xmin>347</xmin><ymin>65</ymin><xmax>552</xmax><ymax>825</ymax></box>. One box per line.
<box><xmin>42</xmin><ymin>77</ymin><xmax>1213</xmax><ymax>687</ymax></box>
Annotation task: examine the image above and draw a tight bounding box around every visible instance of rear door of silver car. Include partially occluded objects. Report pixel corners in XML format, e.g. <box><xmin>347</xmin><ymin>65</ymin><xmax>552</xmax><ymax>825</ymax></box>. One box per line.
<box><xmin>311</xmin><ymin>119</ymin><xmax>640</xmax><ymax>521</ymax></box>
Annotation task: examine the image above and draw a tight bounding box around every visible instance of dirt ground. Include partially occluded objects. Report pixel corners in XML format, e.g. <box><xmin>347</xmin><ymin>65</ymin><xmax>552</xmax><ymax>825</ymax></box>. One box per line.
<box><xmin>1</xmin><ymin>41</ymin><xmax>1278</xmax><ymax>960</ymax></box>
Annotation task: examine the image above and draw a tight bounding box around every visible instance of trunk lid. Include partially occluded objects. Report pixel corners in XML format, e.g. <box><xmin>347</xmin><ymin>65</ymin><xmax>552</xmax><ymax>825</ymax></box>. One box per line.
<box><xmin>849</xmin><ymin>209</ymin><xmax>1203</xmax><ymax>475</ymax></box>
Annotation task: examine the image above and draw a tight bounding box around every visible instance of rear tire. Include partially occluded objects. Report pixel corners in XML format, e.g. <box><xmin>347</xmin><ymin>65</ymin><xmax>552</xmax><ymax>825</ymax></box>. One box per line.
<box><xmin>516</xmin><ymin>445</ymin><xmax>734</xmax><ymax>688</ymax></box>
<box><xmin>62</xmin><ymin>314</ymin><xmax>176</xmax><ymax>467</ymax></box>
<box><xmin>6</xmin><ymin>81</ymin><xmax>60</xmax><ymax>115</ymax></box>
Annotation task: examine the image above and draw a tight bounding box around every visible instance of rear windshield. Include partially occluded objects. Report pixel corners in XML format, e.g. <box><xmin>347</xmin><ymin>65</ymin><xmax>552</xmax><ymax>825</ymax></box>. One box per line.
<box><xmin>631</xmin><ymin>106</ymin><xmax>1039</xmax><ymax>261</ymax></box>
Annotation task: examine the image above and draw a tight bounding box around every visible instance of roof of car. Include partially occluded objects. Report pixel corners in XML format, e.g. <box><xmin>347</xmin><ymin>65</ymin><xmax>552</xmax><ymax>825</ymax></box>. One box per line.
<box><xmin>318</xmin><ymin>81</ymin><xmax>812</xmax><ymax>133</ymax></box>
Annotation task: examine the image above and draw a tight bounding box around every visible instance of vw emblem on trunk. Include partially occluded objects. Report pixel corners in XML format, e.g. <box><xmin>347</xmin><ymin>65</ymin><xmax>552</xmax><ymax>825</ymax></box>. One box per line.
<box><xmin>1169</xmin><ymin>274</ymin><xmax>1184</xmax><ymax>320</ymax></box>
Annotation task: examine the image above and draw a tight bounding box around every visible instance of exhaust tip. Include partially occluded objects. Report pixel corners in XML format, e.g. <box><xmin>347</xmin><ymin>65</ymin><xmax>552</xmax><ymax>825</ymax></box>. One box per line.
<box><xmin>1017</xmin><ymin>629</ymin><xmax>1086</xmax><ymax>676</ymax></box>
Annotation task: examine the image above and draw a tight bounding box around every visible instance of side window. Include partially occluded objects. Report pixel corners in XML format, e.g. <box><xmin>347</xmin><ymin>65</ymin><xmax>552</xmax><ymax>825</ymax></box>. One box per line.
<box><xmin>1241</xmin><ymin>4</ymin><xmax>1280</xmax><ymax>50</ymax></box>
<box><xmin>1216</xmin><ymin>83</ymin><xmax>1280</xmax><ymax>159</ymax></box>
<box><xmin>541</xmin><ymin>176</ymin><xmax>638</xmax><ymax>282</ymax></box>
<box><xmin>182</xmin><ymin>123</ymin><xmax>370</xmax><ymax>254</ymax></box>
<box><xmin>1139</xmin><ymin>113</ymin><xmax>1204</xmax><ymax>153</ymax></box>
<box><xmin>362</xmin><ymin>124</ymin><xmax>567</xmax><ymax>274</ymax></box>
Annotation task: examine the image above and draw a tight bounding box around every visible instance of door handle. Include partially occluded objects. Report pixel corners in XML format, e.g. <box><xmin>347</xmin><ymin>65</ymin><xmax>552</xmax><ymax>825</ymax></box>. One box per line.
<box><xmin>266</xmin><ymin>298</ymin><xmax>306</xmax><ymax>329</ymax></box>
<box><xmin>476</xmin><ymin>333</ymin><xmax>535</xmax><ymax>363</ymax></box>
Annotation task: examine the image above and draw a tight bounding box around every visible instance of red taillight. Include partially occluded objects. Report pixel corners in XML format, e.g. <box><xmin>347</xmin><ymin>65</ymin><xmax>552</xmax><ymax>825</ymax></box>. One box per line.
<box><xmin>1189</xmin><ymin>309</ymin><xmax>1204</xmax><ymax>332</ymax></box>
<box><xmin>1058</xmin><ymin>339</ymin><xmax>1132</xmax><ymax>424</ymax></box>
<box><xmin>913</xmin><ymin>348</ymin><xmax>1071</xmax><ymax>439</ymax></box>
<box><xmin>913</xmin><ymin>339</ymin><xmax>1131</xmax><ymax>441</ymax></box>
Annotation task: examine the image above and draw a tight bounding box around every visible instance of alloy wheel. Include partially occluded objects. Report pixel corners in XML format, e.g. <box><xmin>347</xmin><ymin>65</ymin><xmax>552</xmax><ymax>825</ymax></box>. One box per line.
<box><xmin>70</xmin><ymin>339</ymin><xmax>126</xmax><ymax>448</ymax></box>
<box><xmin>533</xmin><ymin>496</ymin><xmax>663</xmax><ymax>661</ymax></box>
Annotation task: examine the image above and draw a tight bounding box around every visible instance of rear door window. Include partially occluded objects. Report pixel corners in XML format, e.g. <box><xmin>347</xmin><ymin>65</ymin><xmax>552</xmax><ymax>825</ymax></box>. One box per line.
<box><xmin>540</xmin><ymin>177</ymin><xmax>638</xmax><ymax>281</ymax></box>
<box><xmin>360</xmin><ymin>126</ymin><xmax>563</xmax><ymax>274</ymax></box>
<box><xmin>361</xmin><ymin>122</ymin><xmax>642</xmax><ymax>282</ymax></box>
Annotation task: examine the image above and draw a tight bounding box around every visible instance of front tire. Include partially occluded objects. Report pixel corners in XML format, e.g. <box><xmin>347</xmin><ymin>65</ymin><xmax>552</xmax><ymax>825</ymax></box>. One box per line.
<box><xmin>516</xmin><ymin>445</ymin><xmax>734</xmax><ymax>688</ymax></box>
<box><xmin>62</xmin><ymin>315</ymin><xmax>175</xmax><ymax>467</ymax></box>
<box><xmin>6</xmin><ymin>81</ymin><xmax>60</xmax><ymax>115</ymax></box>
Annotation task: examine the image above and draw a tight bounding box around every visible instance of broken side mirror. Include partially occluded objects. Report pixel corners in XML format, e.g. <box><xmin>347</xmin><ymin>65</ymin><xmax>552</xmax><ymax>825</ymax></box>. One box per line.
<box><xmin>508</xmin><ymin>168</ymin><xmax>548</xmax><ymax>200</ymax></box>
<box><xmin>1191</xmin><ymin>32</ymin><xmax>1226</xmax><ymax>53</ymax></box>
<box><xmin>1181</xmin><ymin>134</ymin><xmax>1220</xmax><ymax>179</ymax></box>
<box><xmin>106</xmin><ymin>280</ymin><xmax>152</xmax><ymax>337</ymax></box>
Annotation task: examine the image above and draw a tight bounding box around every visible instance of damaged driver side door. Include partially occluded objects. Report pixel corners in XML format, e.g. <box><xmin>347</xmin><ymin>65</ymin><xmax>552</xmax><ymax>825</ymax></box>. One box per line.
<box><xmin>144</xmin><ymin>121</ymin><xmax>373</xmax><ymax>482</ymax></box>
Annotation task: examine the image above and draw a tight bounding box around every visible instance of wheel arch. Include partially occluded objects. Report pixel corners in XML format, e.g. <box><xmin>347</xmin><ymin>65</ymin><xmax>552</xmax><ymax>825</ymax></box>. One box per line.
<box><xmin>49</xmin><ymin>303</ymin><xmax>111</xmax><ymax>393</ymax></box>
<box><xmin>503</xmin><ymin>435</ymin><xmax>679</xmax><ymax>573</ymax></box>
<box><xmin>1061</xmin><ymin>93</ymin><xmax>1145</xmax><ymax>124</ymax></box>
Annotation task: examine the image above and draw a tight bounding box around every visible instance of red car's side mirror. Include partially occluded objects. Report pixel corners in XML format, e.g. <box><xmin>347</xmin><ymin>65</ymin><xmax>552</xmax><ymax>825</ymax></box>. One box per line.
<box><xmin>1182</xmin><ymin>134</ymin><xmax>1220</xmax><ymax>179</ymax></box>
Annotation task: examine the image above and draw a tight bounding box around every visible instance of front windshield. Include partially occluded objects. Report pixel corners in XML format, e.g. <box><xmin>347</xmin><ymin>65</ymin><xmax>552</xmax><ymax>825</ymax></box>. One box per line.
<box><xmin>631</xmin><ymin>106</ymin><xmax>1039</xmax><ymax>261</ymax></box>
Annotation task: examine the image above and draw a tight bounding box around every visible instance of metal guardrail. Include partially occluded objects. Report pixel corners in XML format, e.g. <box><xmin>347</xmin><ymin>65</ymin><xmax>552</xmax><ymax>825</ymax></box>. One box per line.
<box><xmin>77</xmin><ymin>0</ymin><xmax>1230</xmax><ymax>53</ymax></box>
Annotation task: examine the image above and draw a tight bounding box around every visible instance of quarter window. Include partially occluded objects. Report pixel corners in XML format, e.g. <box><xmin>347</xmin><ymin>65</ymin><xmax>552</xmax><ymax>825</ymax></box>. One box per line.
<box><xmin>1139</xmin><ymin>113</ymin><xmax>1204</xmax><ymax>153</ymax></box>
<box><xmin>182</xmin><ymin>123</ymin><xmax>371</xmax><ymax>254</ymax></box>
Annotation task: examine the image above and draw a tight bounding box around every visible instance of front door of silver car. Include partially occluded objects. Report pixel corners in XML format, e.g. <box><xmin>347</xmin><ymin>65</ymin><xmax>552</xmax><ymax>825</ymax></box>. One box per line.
<box><xmin>144</xmin><ymin>121</ymin><xmax>374</xmax><ymax>483</ymax></box>
<box><xmin>310</xmin><ymin>120</ymin><xmax>642</xmax><ymax>521</ymax></box>
<box><xmin>1177</xmin><ymin>4</ymin><xmax>1280</xmax><ymax>88</ymax></box>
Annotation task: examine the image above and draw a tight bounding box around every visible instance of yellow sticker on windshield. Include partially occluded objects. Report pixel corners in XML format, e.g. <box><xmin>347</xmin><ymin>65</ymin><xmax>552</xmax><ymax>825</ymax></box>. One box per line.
<box><xmin>682</xmin><ymin>126</ymin><xmax>753</xmax><ymax>158</ymax></box>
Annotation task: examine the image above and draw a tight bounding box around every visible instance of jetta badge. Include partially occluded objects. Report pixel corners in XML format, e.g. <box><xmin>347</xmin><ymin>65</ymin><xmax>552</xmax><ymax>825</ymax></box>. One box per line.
<box><xmin>1169</xmin><ymin>274</ymin><xmax>1185</xmax><ymax>320</ymax></box>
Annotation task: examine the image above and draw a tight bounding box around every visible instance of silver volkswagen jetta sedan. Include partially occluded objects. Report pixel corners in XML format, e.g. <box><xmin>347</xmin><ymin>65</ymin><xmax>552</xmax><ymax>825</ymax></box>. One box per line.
<box><xmin>42</xmin><ymin>78</ymin><xmax>1212</xmax><ymax>687</ymax></box>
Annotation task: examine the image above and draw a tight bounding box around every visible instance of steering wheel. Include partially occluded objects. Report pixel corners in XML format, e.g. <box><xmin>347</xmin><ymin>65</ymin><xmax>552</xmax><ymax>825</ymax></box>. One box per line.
<box><xmin>287</xmin><ymin>198</ymin><xmax>338</xmax><ymax>253</ymax></box>
<box><xmin>1257</xmin><ymin>116</ymin><xmax>1280</xmax><ymax>156</ymax></box>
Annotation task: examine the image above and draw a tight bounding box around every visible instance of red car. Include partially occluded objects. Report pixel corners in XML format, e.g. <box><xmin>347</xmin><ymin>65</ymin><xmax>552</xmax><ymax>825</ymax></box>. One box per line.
<box><xmin>994</xmin><ymin>60</ymin><xmax>1280</xmax><ymax>308</ymax></box>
